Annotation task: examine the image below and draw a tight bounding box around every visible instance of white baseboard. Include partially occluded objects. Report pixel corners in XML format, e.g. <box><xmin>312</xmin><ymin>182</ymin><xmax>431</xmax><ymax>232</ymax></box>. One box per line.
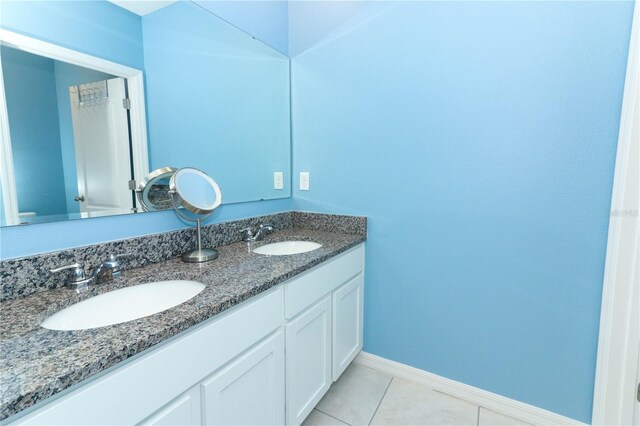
<box><xmin>354</xmin><ymin>352</ymin><xmax>585</xmax><ymax>426</ymax></box>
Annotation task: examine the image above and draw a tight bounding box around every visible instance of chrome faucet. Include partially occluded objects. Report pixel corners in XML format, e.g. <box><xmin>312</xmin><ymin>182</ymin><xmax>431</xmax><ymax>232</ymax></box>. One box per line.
<box><xmin>50</xmin><ymin>254</ymin><xmax>130</xmax><ymax>290</ymax></box>
<box><xmin>241</xmin><ymin>224</ymin><xmax>274</xmax><ymax>242</ymax></box>
<box><xmin>90</xmin><ymin>254</ymin><xmax>127</xmax><ymax>281</ymax></box>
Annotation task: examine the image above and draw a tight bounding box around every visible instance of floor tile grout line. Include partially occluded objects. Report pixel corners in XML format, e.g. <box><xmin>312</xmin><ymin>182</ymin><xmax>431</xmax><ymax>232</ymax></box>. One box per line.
<box><xmin>314</xmin><ymin>407</ymin><xmax>353</xmax><ymax>425</ymax></box>
<box><xmin>367</xmin><ymin>375</ymin><xmax>394</xmax><ymax>425</ymax></box>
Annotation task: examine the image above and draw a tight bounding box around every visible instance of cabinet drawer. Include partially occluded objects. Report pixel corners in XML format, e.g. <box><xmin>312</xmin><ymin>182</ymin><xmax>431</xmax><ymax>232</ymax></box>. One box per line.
<box><xmin>285</xmin><ymin>245</ymin><xmax>364</xmax><ymax>319</ymax></box>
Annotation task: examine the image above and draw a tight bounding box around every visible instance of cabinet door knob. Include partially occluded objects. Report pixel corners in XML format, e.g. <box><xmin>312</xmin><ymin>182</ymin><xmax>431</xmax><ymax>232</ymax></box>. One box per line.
<box><xmin>74</xmin><ymin>195</ymin><xmax>85</xmax><ymax>202</ymax></box>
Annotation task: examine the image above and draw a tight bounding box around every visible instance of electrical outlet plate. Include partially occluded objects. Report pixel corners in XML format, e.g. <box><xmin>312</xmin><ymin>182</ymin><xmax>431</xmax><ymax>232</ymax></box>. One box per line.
<box><xmin>299</xmin><ymin>172</ymin><xmax>310</xmax><ymax>191</ymax></box>
<box><xmin>274</xmin><ymin>172</ymin><xmax>284</xmax><ymax>190</ymax></box>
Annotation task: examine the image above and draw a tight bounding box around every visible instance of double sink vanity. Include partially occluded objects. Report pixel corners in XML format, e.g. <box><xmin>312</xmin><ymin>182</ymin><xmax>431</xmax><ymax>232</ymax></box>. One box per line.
<box><xmin>0</xmin><ymin>212</ymin><xmax>367</xmax><ymax>425</ymax></box>
<box><xmin>0</xmin><ymin>2</ymin><xmax>365</xmax><ymax>425</ymax></box>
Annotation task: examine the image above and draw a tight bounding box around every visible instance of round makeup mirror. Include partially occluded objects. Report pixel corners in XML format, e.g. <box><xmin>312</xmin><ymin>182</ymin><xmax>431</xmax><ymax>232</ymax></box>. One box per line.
<box><xmin>136</xmin><ymin>167</ymin><xmax>177</xmax><ymax>212</ymax></box>
<box><xmin>169</xmin><ymin>167</ymin><xmax>222</xmax><ymax>263</ymax></box>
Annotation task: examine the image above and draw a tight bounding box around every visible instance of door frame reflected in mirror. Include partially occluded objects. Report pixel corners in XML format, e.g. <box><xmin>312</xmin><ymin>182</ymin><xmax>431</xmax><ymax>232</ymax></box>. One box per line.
<box><xmin>0</xmin><ymin>29</ymin><xmax>149</xmax><ymax>225</ymax></box>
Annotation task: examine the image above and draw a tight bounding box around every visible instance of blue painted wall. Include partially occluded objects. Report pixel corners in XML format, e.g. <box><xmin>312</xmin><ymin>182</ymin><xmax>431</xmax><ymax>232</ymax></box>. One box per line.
<box><xmin>194</xmin><ymin>0</ymin><xmax>289</xmax><ymax>55</ymax></box>
<box><xmin>0</xmin><ymin>181</ymin><xmax>5</xmax><ymax>226</ymax></box>
<box><xmin>288</xmin><ymin>1</ymin><xmax>369</xmax><ymax>56</ymax></box>
<box><xmin>142</xmin><ymin>1</ymin><xmax>291</xmax><ymax>204</ymax></box>
<box><xmin>1</xmin><ymin>46</ymin><xmax>68</xmax><ymax>219</ymax></box>
<box><xmin>1</xmin><ymin>2</ymin><xmax>635</xmax><ymax>422</ymax></box>
<box><xmin>53</xmin><ymin>61</ymin><xmax>115</xmax><ymax>215</ymax></box>
<box><xmin>290</xmin><ymin>1</ymin><xmax>634</xmax><ymax>422</ymax></box>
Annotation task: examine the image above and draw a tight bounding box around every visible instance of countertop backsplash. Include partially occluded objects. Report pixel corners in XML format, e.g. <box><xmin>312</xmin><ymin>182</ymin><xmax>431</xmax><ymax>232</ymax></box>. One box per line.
<box><xmin>0</xmin><ymin>212</ymin><xmax>366</xmax><ymax>302</ymax></box>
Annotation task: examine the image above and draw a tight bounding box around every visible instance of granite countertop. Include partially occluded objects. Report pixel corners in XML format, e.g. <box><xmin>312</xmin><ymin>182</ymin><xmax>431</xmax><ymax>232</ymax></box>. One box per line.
<box><xmin>0</xmin><ymin>228</ymin><xmax>365</xmax><ymax>420</ymax></box>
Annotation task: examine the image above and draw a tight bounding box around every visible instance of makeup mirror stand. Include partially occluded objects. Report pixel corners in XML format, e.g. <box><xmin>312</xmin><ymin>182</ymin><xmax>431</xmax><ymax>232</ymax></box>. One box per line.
<box><xmin>168</xmin><ymin>167</ymin><xmax>223</xmax><ymax>263</ymax></box>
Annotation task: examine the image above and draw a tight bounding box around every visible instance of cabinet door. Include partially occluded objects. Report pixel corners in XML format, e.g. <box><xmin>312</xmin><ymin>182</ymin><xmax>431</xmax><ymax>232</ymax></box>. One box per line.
<box><xmin>332</xmin><ymin>273</ymin><xmax>364</xmax><ymax>381</ymax></box>
<box><xmin>286</xmin><ymin>296</ymin><xmax>332</xmax><ymax>426</ymax></box>
<box><xmin>201</xmin><ymin>330</ymin><xmax>284</xmax><ymax>426</ymax></box>
<box><xmin>139</xmin><ymin>385</ymin><xmax>201</xmax><ymax>426</ymax></box>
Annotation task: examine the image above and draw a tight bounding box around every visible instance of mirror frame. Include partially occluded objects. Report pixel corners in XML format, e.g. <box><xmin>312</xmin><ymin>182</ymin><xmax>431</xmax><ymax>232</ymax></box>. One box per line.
<box><xmin>0</xmin><ymin>28</ymin><xmax>150</xmax><ymax>225</ymax></box>
<box><xmin>136</xmin><ymin>166</ymin><xmax>178</xmax><ymax>212</ymax></box>
<box><xmin>170</xmin><ymin>167</ymin><xmax>223</xmax><ymax>215</ymax></box>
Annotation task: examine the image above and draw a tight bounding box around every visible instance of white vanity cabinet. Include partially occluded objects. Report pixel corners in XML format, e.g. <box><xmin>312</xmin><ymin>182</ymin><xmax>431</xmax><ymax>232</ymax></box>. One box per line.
<box><xmin>284</xmin><ymin>246</ymin><xmax>365</xmax><ymax>425</ymax></box>
<box><xmin>141</xmin><ymin>330</ymin><xmax>285</xmax><ymax>426</ymax></box>
<box><xmin>285</xmin><ymin>296</ymin><xmax>333</xmax><ymax>426</ymax></box>
<box><xmin>332</xmin><ymin>273</ymin><xmax>365</xmax><ymax>381</ymax></box>
<box><xmin>199</xmin><ymin>330</ymin><xmax>285</xmax><ymax>425</ymax></box>
<box><xmin>7</xmin><ymin>244</ymin><xmax>364</xmax><ymax>426</ymax></box>
<box><xmin>11</xmin><ymin>288</ymin><xmax>285</xmax><ymax>426</ymax></box>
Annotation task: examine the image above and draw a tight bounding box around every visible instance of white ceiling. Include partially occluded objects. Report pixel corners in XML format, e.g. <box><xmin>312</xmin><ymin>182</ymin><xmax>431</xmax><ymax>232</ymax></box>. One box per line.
<box><xmin>108</xmin><ymin>0</ymin><xmax>177</xmax><ymax>16</ymax></box>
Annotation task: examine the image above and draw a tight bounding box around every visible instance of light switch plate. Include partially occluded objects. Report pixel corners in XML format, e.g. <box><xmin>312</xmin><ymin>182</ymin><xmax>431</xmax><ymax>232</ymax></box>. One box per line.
<box><xmin>299</xmin><ymin>172</ymin><xmax>310</xmax><ymax>191</ymax></box>
<box><xmin>274</xmin><ymin>172</ymin><xmax>284</xmax><ymax>190</ymax></box>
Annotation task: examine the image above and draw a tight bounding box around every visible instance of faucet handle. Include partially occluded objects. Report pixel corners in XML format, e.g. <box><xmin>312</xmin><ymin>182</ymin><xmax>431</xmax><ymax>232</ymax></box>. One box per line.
<box><xmin>240</xmin><ymin>227</ymin><xmax>254</xmax><ymax>241</ymax></box>
<box><xmin>50</xmin><ymin>263</ymin><xmax>87</xmax><ymax>283</ymax></box>
<box><xmin>50</xmin><ymin>263</ymin><xmax>81</xmax><ymax>273</ymax></box>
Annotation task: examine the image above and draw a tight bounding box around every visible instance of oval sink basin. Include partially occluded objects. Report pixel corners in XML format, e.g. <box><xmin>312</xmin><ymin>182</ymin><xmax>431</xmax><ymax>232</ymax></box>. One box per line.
<box><xmin>253</xmin><ymin>241</ymin><xmax>322</xmax><ymax>256</ymax></box>
<box><xmin>41</xmin><ymin>280</ymin><xmax>206</xmax><ymax>331</ymax></box>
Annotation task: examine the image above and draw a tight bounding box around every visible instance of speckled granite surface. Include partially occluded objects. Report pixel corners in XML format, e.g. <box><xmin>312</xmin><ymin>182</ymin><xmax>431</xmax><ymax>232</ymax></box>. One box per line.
<box><xmin>0</xmin><ymin>213</ymin><xmax>366</xmax><ymax>420</ymax></box>
<box><xmin>293</xmin><ymin>211</ymin><xmax>367</xmax><ymax>236</ymax></box>
<box><xmin>0</xmin><ymin>212</ymin><xmax>367</xmax><ymax>302</ymax></box>
<box><xmin>0</xmin><ymin>212</ymin><xmax>298</xmax><ymax>302</ymax></box>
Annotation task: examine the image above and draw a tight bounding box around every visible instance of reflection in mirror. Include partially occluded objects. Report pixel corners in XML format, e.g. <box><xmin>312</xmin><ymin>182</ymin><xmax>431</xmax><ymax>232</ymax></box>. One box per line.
<box><xmin>0</xmin><ymin>0</ymin><xmax>291</xmax><ymax>228</ymax></box>
<box><xmin>136</xmin><ymin>167</ymin><xmax>177</xmax><ymax>212</ymax></box>
<box><xmin>169</xmin><ymin>167</ymin><xmax>222</xmax><ymax>263</ymax></box>
<box><xmin>0</xmin><ymin>32</ymin><xmax>148</xmax><ymax>227</ymax></box>
<box><xmin>0</xmin><ymin>46</ymin><xmax>134</xmax><ymax>225</ymax></box>
<box><xmin>143</xmin><ymin>1</ymin><xmax>290</xmax><ymax>203</ymax></box>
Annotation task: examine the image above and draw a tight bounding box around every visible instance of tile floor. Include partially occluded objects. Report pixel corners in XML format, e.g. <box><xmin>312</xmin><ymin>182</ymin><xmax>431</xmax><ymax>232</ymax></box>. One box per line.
<box><xmin>302</xmin><ymin>364</ymin><xmax>531</xmax><ymax>426</ymax></box>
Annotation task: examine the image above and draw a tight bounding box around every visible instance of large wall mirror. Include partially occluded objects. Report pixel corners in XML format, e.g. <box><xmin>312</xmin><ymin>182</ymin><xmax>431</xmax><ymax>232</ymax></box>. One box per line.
<box><xmin>0</xmin><ymin>0</ymin><xmax>291</xmax><ymax>227</ymax></box>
